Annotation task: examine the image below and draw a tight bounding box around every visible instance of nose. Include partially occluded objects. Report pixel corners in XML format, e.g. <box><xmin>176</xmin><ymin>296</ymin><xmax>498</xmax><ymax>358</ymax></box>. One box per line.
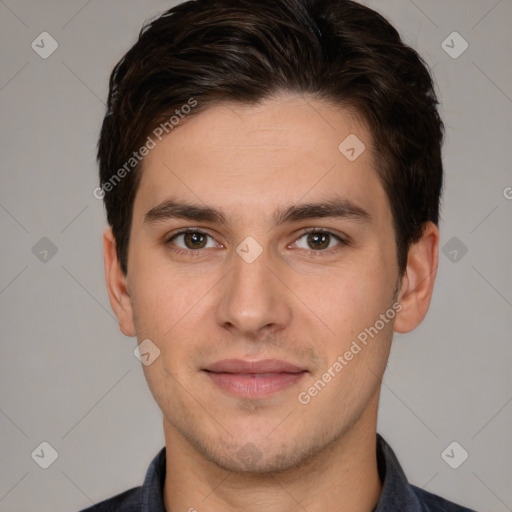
<box><xmin>215</xmin><ymin>242</ymin><xmax>292</xmax><ymax>339</ymax></box>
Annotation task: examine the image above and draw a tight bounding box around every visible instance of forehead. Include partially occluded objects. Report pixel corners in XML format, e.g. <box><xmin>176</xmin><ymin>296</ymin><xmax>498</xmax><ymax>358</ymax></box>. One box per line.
<box><xmin>133</xmin><ymin>94</ymin><xmax>389</xmax><ymax>225</ymax></box>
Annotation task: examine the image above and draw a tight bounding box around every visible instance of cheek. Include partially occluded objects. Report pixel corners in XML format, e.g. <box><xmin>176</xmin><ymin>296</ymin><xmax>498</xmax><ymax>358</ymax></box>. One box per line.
<box><xmin>301</xmin><ymin>266</ymin><xmax>396</xmax><ymax>407</ymax></box>
<box><xmin>128</xmin><ymin>256</ymin><xmax>220</xmax><ymax>372</ymax></box>
<box><xmin>318</xmin><ymin>260</ymin><xmax>394</xmax><ymax>338</ymax></box>
<box><xmin>129</xmin><ymin>249</ymin><xmax>196</xmax><ymax>332</ymax></box>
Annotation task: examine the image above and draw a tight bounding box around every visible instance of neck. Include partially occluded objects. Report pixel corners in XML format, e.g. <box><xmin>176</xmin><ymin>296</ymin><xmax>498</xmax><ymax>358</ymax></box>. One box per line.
<box><xmin>163</xmin><ymin>397</ymin><xmax>381</xmax><ymax>512</ymax></box>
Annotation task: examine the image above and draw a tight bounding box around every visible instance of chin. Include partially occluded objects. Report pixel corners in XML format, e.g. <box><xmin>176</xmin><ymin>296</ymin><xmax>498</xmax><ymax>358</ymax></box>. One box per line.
<box><xmin>208</xmin><ymin>448</ymin><xmax>307</xmax><ymax>475</ymax></box>
<box><xmin>191</xmin><ymin>431</ymin><xmax>333</xmax><ymax>476</ymax></box>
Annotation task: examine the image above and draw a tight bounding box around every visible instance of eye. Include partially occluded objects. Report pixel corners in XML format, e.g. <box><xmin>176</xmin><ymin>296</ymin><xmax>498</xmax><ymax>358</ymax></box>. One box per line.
<box><xmin>294</xmin><ymin>230</ymin><xmax>343</xmax><ymax>251</ymax></box>
<box><xmin>168</xmin><ymin>229</ymin><xmax>218</xmax><ymax>250</ymax></box>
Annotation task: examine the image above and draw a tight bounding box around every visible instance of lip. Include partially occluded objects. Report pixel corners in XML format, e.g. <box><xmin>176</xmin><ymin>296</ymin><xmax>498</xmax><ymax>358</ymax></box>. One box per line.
<box><xmin>203</xmin><ymin>359</ymin><xmax>307</xmax><ymax>398</ymax></box>
<box><xmin>205</xmin><ymin>358</ymin><xmax>305</xmax><ymax>374</ymax></box>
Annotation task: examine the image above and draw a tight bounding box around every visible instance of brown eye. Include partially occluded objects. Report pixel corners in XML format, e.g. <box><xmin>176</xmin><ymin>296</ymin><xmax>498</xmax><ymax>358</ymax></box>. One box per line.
<box><xmin>183</xmin><ymin>231</ymin><xmax>208</xmax><ymax>249</ymax></box>
<box><xmin>307</xmin><ymin>232</ymin><xmax>330</xmax><ymax>250</ymax></box>
<box><xmin>294</xmin><ymin>230</ymin><xmax>343</xmax><ymax>251</ymax></box>
<box><xmin>170</xmin><ymin>230</ymin><xmax>216</xmax><ymax>250</ymax></box>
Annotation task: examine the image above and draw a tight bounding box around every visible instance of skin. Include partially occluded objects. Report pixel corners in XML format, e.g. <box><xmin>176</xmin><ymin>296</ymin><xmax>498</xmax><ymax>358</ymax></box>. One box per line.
<box><xmin>104</xmin><ymin>94</ymin><xmax>439</xmax><ymax>512</ymax></box>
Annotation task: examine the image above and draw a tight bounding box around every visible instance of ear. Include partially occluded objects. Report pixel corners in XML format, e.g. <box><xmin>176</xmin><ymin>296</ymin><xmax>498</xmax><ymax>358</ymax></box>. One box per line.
<box><xmin>103</xmin><ymin>228</ymin><xmax>136</xmax><ymax>337</ymax></box>
<box><xmin>394</xmin><ymin>222</ymin><xmax>439</xmax><ymax>334</ymax></box>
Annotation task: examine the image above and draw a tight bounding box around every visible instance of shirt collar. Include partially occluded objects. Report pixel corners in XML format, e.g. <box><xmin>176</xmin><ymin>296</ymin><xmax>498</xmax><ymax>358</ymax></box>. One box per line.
<box><xmin>140</xmin><ymin>444</ymin><xmax>166</xmax><ymax>511</ymax></box>
<box><xmin>374</xmin><ymin>433</ymin><xmax>423</xmax><ymax>511</ymax></box>
<box><xmin>139</xmin><ymin>434</ymin><xmax>423</xmax><ymax>512</ymax></box>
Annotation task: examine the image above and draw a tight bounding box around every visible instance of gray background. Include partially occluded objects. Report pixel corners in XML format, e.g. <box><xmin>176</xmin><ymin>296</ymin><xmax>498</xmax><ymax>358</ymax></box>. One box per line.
<box><xmin>0</xmin><ymin>1</ymin><xmax>511</xmax><ymax>510</ymax></box>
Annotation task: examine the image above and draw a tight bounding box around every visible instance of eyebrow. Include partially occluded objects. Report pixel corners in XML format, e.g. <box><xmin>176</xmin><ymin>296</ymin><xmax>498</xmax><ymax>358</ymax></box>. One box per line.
<box><xmin>144</xmin><ymin>198</ymin><xmax>371</xmax><ymax>226</ymax></box>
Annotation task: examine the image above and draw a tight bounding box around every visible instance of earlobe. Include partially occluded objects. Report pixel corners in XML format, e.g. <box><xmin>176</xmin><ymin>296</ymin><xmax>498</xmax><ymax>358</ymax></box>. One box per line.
<box><xmin>394</xmin><ymin>222</ymin><xmax>439</xmax><ymax>334</ymax></box>
<box><xmin>103</xmin><ymin>228</ymin><xmax>136</xmax><ymax>337</ymax></box>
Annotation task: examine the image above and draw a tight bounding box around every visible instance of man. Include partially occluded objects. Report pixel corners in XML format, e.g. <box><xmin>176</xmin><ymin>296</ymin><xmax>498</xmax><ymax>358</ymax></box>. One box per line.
<box><xmin>85</xmin><ymin>0</ymin><xmax>477</xmax><ymax>510</ymax></box>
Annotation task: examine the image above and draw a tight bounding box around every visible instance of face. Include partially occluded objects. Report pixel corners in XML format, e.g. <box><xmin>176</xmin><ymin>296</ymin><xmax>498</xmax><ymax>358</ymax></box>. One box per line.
<box><xmin>114</xmin><ymin>95</ymin><xmax>407</xmax><ymax>473</ymax></box>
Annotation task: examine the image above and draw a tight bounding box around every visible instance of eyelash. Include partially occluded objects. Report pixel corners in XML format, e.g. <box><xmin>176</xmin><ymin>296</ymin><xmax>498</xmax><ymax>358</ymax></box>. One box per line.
<box><xmin>166</xmin><ymin>228</ymin><xmax>218</xmax><ymax>257</ymax></box>
<box><xmin>166</xmin><ymin>227</ymin><xmax>347</xmax><ymax>256</ymax></box>
<box><xmin>293</xmin><ymin>228</ymin><xmax>346</xmax><ymax>254</ymax></box>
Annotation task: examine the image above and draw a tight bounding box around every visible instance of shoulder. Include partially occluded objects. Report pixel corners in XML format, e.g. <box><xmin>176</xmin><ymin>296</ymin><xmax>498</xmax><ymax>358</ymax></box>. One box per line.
<box><xmin>77</xmin><ymin>486</ymin><xmax>142</xmax><ymax>512</ymax></box>
<box><xmin>75</xmin><ymin>447</ymin><xmax>166</xmax><ymax>512</ymax></box>
<box><xmin>411</xmin><ymin>485</ymin><xmax>478</xmax><ymax>512</ymax></box>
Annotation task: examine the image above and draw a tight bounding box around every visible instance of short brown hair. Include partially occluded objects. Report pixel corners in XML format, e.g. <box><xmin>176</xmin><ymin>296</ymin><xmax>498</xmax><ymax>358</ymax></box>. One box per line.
<box><xmin>97</xmin><ymin>0</ymin><xmax>444</xmax><ymax>274</ymax></box>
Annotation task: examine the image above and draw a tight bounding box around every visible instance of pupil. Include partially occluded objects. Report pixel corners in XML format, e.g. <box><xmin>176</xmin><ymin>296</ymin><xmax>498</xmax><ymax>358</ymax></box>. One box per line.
<box><xmin>185</xmin><ymin>232</ymin><xmax>206</xmax><ymax>249</ymax></box>
<box><xmin>308</xmin><ymin>232</ymin><xmax>329</xmax><ymax>250</ymax></box>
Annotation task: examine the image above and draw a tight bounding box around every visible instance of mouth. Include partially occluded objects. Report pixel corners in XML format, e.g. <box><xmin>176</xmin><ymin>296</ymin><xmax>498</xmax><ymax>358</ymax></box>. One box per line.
<box><xmin>202</xmin><ymin>359</ymin><xmax>308</xmax><ymax>398</ymax></box>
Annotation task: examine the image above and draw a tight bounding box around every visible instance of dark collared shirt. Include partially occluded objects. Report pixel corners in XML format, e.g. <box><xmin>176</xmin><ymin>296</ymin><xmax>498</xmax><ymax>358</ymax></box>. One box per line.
<box><xmin>79</xmin><ymin>434</ymin><xmax>477</xmax><ymax>511</ymax></box>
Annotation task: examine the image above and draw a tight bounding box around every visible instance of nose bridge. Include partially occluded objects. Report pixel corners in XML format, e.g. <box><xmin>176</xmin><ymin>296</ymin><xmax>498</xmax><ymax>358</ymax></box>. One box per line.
<box><xmin>215</xmin><ymin>240</ymin><xmax>291</xmax><ymax>336</ymax></box>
